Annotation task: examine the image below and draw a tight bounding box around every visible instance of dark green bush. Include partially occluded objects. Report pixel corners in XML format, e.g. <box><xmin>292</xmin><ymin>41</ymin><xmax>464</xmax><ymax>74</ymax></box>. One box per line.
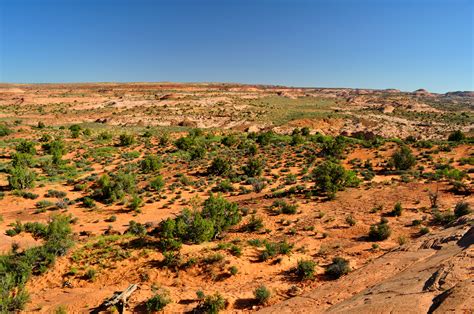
<box><xmin>0</xmin><ymin>214</ymin><xmax>72</xmax><ymax>312</ymax></box>
<box><xmin>0</xmin><ymin>124</ymin><xmax>13</xmax><ymax>137</ymax></box>
<box><xmin>319</xmin><ymin>136</ymin><xmax>346</xmax><ymax>159</ymax></box>
<box><xmin>145</xmin><ymin>290</ymin><xmax>171</xmax><ymax>312</ymax></box>
<box><xmin>272</xmin><ymin>200</ymin><xmax>298</xmax><ymax>214</ymax></box>
<box><xmin>241</xmin><ymin>215</ymin><xmax>264</xmax><ymax>232</ymax></box>
<box><xmin>82</xmin><ymin>197</ymin><xmax>96</xmax><ymax>208</ymax></box>
<box><xmin>296</xmin><ymin>259</ymin><xmax>316</xmax><ymax>280</ymax></box>
<box><xmin>158</xmin><ymin>194</ymin><xmax>240</xmax><ymax>244</ymax></box>
<box><xmin>126</xmin><ymin>221</ymin><xmax>147</xmax><ymax>237</ymax></box>
<box><xmin>97</xmin><ymin>131</ymin><xmax>112</xmax><ymax>140</ymax></box>
<box><xmin>390</xmin><ymin>202</ymin><xmax>403</xmax><ymax>217</ymax></box>
<box><xmin>454</xmin><ymin>201</ymin><xmax>471</xmax><ymax>218</ymax></box>
<box><xmin>16</xmin><ymin>141</ymin><xmax>36</xmax><ymax>155</ymax></box>
<box><xmin>196</xmin><ymin>292</ymin><xmax>226</xmax><ymax>314</ymax></box>
<box><xmin>208</xmin><ymin>157</ymin><xmax>232</xmax><ymax>176</ymax></box>
<box><xmin>368</xmin><ymin>221</ymin><xmax>391</xmax><ymax>241</ymax></box>
<box><xmin>11</xmin><ymin>153</ymin><xmax>34</xmax><ymax>168</ymax></box>
<box><xmin>390</xmin><ymin>146</ymin><xmax>416</xmax><ymax>170</ymax></box>
<box><xmin>119</xmin><ymin>133</ymin><xmax>135</xmax><ymax>146</ymax></box>
<box><xmin>140</xmin><ymin>154</ymin><xmax>162</xmax><ymax>173</ymax></box>
<box><xmin>92</xmin><ymin>172</ymin><xmax>136</xmax><ymax>203</ymax></box>
<box><xmin>312</xmin><ymin>160</ymin><xmax>359</xmax><ymax>199</ymax></box>
<box><xmin>149</xmin><ymin>175</ymin><xmax>165</xmax><ymax>191</ymax></box>
<box><xmin>325</xmin><ymin>257</ymin><xmax>350</xmax><ymax>279</ymax></box>
<box><xmin>254</xmin><ymin>285</ymin><xmax>271</xmax><ymax>305</ymax></box>
<box><xmin>242</xmin><ymin>158</ymin><xmax>265</xmax><ymax>177</ymax></box>
<box><xmin>447</xmin><ymin>130</ymin><xmax>465</xmax><ymax>142</ymax></box>
<box><xmin>8</xmin><ymin>166</ymin><xmax>36</xmax><ymax>190</ymax></box>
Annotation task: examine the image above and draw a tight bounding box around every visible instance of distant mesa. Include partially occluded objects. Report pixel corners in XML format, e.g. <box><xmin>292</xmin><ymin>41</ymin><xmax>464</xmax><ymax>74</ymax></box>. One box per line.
<box><xmin>413</xmin><ymin>88</ymin><xmax>432</xmax><ymax>95</ymax></box>
<box><xmin>444</xmin><ymin>91</ymin><xmax>474</xmax><ymax>97</ymax></box>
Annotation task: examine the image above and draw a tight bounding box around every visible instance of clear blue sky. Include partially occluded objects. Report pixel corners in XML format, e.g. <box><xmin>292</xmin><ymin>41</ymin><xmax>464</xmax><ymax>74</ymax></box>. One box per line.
<box><xmin>0</xmin><ymin>0</ymin><xmax>472</xmax><ymax>92</ymax></box>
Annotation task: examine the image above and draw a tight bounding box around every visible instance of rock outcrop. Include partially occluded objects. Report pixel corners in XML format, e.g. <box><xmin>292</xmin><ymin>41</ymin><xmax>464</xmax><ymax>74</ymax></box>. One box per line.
<box><xmin>259</xmin><ymin>216</ymin><xmax>473</xmax><ymax>313</ymax></box>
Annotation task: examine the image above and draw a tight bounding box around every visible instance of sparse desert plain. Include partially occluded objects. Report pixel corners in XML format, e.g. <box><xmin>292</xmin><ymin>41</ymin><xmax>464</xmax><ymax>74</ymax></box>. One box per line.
<box><xmin>0</xmin><ymin>83</ymin><xmax>472</xmax><ymax>313</ymax></box>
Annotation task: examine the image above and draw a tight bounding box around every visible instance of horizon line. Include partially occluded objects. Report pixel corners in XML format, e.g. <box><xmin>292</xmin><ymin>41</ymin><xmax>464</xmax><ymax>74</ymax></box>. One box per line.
<box><xmin>0</xmin><ymin>81</ymin><xmax>472</xmax><ymax>94</ymax></box>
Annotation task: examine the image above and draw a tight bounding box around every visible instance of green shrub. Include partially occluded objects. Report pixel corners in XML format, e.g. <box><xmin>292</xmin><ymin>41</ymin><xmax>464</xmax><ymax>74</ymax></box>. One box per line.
<box><xmin>42</xmin><ymin>140</ymin><xmax>66</xmax><ymax>165</ymax></box>
<box><xmin>259</xmin><ymin>240</ymin><xmax>293</xmax><ymax>261</ymax></box>
<box><xmin>158</xmin><ymin>194</ymin><xmax>240</xmax><ymax>244</ymax></box>
<box><xmin>272</xmin><ymin>200</ymin><xmax>298</xmax><ymax>214</ymax></box>
<box><xmin>69</xmin><ymin>124</ymin><xmax>81</xmax><ymax>138</ymax></box>
<box><xmin>16</xmin><ymin>141</ymin><xmax>36</xmax><ymax>155</ymax></box>
<box><xmin>325</xmin><ymin>257</ymin><xmax>350</xmax><ymax>279</ymax></box>
<box><xmin>368</xmin><ymin>221</ymin><xmax>391</xmax><ymax>241</ymax></box>
<box><xmin>119</xmin><ymin>133</ymin><xmax>135</xmax><ymax>146</ymax></box>
<box><xmin>390</xmin><ymin>146</ymin><xmax>416</xmax><ymax>170</ymax></box>
<box><xmin>8</xmin><ymin>166</ymin><xmax>36</xmax><ymax>190</ymax></box>
<box><xmin>419</xmin><ymin>227</ymin><xmax>430</xmax><ymax>235</ymax></box>
<box><xmin>312</xmin><ymin>160</ymin><xmax>359</xmax><ymax>198</ymax></box>
<box><xmin>92</xmin><ymin>172</ymin><xmax>136</xmax><ymax>203</ymax></box>
<box><xmin>128</xmin><ymin>195</ymin><xmax>143</xmax><ymax>211</ymax></box>
<box><xmin>189</xmin><ymin>145</ymin><xmax>206</xmax><ymax>160</ymax></box>
<box><xmin>241</xmin><ymin>215</ymin><xmax>264</xmax><ymax>232</ymax></box>
<box><xmin>140</xmin><ymin>155</ymin><xmax>162</xmax><ymax>173</ymax></box>
<box><xmin>0</xmin><ymin>124</ymin><xmax>13</xmax><ymax>136</ymax></box>
<box><xmin>454</xmin><ymin>201</ymin><xmax>471</xmax><ymax>218</ymax></box>
<box><xmin>229</xmin><ymin>265</ymin><xmax>238</xmax><ymax>275</ymax></box>
<box><xmin>45</xmin><ymin>190</ymin><xmax>67</xmax><ymax>198</ymax></box>
<box><xmin>82</xmin><ymin>197</ymin><xmax>96</xmax><ymax>208</ymax></box>
<box><xmin>432</xmin><ymin>210</ymin><xmax>455</xmax><ymax>225</ymax></box>
<box><xmin>296</xmin><ymin>259</ymin><xmax>316</xmax><ymax>280</ymax></box>
<box><xmin>42</xmin><ymin>140</ymin><xmax>65</xmax><ymax>155</ymax></box>
<box><xmin>97</xmin><ymin>131</ymin><xmax>112</xmax><ymax>140</ymax></box>
<box><xmin>11</xmin><ymin>153</ymin><xmax>34</xmax><ymax>168</ymax></box>
<box><xmin>221</xmin><ymin>134</ymin><xmax>238</xmax><ymax>147</ymax></box>
<box><xmin>0</xmin><ymin>214</ymin><xmax>72</xmax><ymax>312</ymax></box>
<box><xmin>145</xmin><ymin>290</ymin><xmax>171</xmax><ymax>312</ymax></box>
<box><xmin>254</xmin><ymin>285</ymin><xmax>271</xmax><ymax>305</ymax></box>
<box><xmin>149</xmin><ymin>175</ymin><xmax>165</xmax><ymax>191</ymax></box>
<box><xmin>447</xmin><ymin>130</ymin><xmax>465</xmax><ymax>142</ymax></box>
<box><xmin>208</xmin><ymin>157</ymin><xmax>232</xmax><ymax>176</ymax></box>
<box><xmin>345</xmin><ymin>215</ymin><xmax>356</xmax><ymax>226</ymax></box>
<box><xmin>390</xmin><ymin>202</ymin><xmax>403</xmax><ymax>217</ymax></box>
<box><xmin>214</xmin><ymin>179</ymin><xmax>234</xmax><ymax>192</ymax></box>
<box><xmin>85</xmin><ymin>268</ymin><xmax>96</xmax><ymax>281</ymax></box>
<box><xmin>319</xmin><ymin>136</ymin><xmax>346</xmax><ymax>159</ymax></box>
<box><xmin>197</xmin><ymin>293</ymin><xmax>226</xmax><ymax>314</ymax></box>
<box><xmin>242</xmin><ymin>158</ymin><xmax>265</xmax><ymax>177</ymax></box>
<box><xmin>126</xmin><ymin>221</ymin><xmax>147</xmax><ymax>237</ymax></box>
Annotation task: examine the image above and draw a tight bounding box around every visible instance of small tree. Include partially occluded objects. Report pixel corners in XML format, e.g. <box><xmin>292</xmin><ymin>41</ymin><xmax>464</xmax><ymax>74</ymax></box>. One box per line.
<box><xmin>16</xmin><ymin>141</ymin><xmax>36</xmax><ymax>155</ymax></box>
<box><xmin>140</xmin><ymin>154</ymin><xmax>162</xmax><ymax>173</ymax></box>
<box><xmin>312</xmin><ymin>161</ymin><xmax>359</xmax><ymax>199</ymax></box>
<box><xmin>390</xmin><ymin>146</ymin><xmax>416</xmax><ymax>170</ymax></box>
<box><xmin>447</xmin><ymin>130</ymin><xmax>465</xmax><ymax>142</ymax></box>
<box><xmin>11</xmin><ymin>153</ymin><xmax>34</xmax><ymax>168</ymax></box>
<box><xmin>242</xmin><ymin>158</ymin><xmax>265</xmax><ymax>177</ymax></box>
<box><xmin>208</xmin><ymin>157</ymin><xmax>232</xmax><ymax>176</ymax></box>
<box><xmin>319</xmin><ymin>136</ymin><xmax>346</xmax><ymax>159</ymax></box>
<box><xmin>8</xmin><ymin>166</ymin><xmax>36</xmax><ymax>190</ymax></box>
